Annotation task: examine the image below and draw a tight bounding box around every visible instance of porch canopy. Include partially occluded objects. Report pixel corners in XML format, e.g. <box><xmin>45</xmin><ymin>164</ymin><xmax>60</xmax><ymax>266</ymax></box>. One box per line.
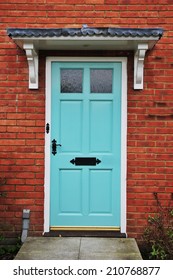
<box><xmin>7</xmin><ymin>26</ymin><xmax>163</xmax><ymax>90</ymax></box>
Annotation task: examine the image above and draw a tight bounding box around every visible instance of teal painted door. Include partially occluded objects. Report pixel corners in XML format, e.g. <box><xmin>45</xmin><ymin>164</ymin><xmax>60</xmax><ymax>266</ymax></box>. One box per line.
<box><xmin>50</xmin><ymin>61</ymin><xmax>122</xmax><ymax>228</ymax></box>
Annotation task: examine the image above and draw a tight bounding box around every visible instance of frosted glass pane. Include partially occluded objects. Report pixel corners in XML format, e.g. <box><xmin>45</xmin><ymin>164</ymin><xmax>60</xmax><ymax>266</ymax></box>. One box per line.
<box><xmin>90</xmin><ymin>69</ymin><xmax>113</xmax><ymax>93</ymax></box>
<box><xmin>61</xmin><ymin>69</ymin><xmax>83</xmax><ymax>93</ymax></box>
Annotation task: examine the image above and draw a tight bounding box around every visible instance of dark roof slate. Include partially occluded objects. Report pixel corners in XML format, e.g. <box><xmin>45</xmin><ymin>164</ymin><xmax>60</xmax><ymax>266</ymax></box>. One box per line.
<box><xmin>7</xmin><ymin>26</ymin><xmax>164</xmax><ymax>39</ymax></box>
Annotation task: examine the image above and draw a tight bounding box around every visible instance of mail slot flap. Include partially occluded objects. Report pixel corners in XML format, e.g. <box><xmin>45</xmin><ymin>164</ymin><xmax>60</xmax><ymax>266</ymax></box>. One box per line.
<box><xmin>70</xmin><ymin>157</ymin><xmax>101</xmax><ymax>166</ymax></box>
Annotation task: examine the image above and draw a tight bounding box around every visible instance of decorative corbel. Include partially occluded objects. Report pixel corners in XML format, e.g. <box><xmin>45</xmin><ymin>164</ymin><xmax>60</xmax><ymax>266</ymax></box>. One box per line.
<box><xmin>23</xmin><ymin>42</ymin><xmax>38</xmax><ymax>89</ymax></box>
<box><xmin>134</xmin><ymin>43</ymin><xmax>148</xmax><ymax>90</ymax></box>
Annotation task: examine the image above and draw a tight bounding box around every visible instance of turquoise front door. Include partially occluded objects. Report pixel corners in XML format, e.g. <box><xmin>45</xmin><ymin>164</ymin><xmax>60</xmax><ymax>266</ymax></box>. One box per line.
<box><xmin>50</xmin><ymin>61</ymin><xmax>122</xmax><ymax>229</ymax></box>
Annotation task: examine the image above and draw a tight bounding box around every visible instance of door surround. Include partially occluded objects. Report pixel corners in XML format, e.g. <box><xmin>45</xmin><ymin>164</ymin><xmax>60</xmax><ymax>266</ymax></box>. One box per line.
<box><xmin>44</xmin><ymin>57</ymin><xmax>127</xmax><ymax>234</ymax></box>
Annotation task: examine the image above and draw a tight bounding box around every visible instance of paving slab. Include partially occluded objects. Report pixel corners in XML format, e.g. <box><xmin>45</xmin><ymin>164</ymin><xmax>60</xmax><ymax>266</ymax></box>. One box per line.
<box><xmin>15</xmin><ymin>237</ymin><xmax>142</xmax><ymax>260</ymax></box>
<box><xmin>79</xmin><ymin>238</ymin><xmax>142</xmax><ymax>260</ymax></box>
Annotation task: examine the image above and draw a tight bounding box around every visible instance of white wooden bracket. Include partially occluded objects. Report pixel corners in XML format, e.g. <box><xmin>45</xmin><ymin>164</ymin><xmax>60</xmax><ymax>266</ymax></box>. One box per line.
<box><xmin>134</xmin><ymin>43</ymin><xmax>148</xmax><ymax>90</ymax></box>
<box><xmin>23</xmin><ymin>43</ymin><xmax>38</xmax><ymax>89</ymax></box>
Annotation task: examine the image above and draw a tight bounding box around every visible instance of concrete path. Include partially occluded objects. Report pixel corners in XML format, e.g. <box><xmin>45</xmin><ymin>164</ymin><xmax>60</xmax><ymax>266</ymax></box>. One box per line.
<box><xmin>15</xmin><ymin>237</ymin><xmax>142</xmax><ymax>260</ymax></box>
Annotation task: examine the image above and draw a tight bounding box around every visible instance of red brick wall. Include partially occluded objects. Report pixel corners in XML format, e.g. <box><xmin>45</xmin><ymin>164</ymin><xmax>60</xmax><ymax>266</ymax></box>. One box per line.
<box><xmin>0</xmin><ymin>0</ymin><xmax>173</xmax><ymax>240</ymax></box>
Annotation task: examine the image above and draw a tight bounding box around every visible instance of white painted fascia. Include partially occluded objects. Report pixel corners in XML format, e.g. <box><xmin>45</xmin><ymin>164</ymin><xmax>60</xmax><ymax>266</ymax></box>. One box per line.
<box><xmin>13</xmin><ymin>36</ymin><xmax>159</xmax><ymax>90</ymax></box>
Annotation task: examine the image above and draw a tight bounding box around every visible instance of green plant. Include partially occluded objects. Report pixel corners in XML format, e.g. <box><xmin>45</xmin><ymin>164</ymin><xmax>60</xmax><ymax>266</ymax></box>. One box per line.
<box><xmin>0</xmin><ymin>176</ymin><xmax>21</xmax><ymax>259</ymax></box>
<box><xmin>142</xmin><ymin>192</ymin><xmax>173</xmax><ymax>260</ymax></box>
<box><xmin>149</xmin><ymin>244</ymin><xmax>167</xmax><ymax>260</ymax></box>
<box><xmin>0</xmin><ymin>237</ymin><xmax>21</xmax><ymax>260</ymax></box>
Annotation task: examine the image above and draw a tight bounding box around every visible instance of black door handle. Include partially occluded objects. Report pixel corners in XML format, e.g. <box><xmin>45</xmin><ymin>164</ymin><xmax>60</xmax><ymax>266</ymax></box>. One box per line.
<box><xmin>52</xmin><ymin>139</ymin><xmax>61</xmax><ymax>155</ymax></box>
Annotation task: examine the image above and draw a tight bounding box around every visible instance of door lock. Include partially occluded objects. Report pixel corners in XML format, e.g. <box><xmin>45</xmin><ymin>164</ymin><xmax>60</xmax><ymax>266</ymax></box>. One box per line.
<box><xmin>52</xmin><ymin>139</ymin><xmax>61</xmax><ymax>155</ymax></box>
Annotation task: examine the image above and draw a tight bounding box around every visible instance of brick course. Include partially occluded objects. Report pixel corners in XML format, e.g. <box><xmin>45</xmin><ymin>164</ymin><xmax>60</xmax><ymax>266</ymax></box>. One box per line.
<box><xmin>0</xmin><ymin>0</ymin><xmax>173</xmax><ymax>240</ymax></box>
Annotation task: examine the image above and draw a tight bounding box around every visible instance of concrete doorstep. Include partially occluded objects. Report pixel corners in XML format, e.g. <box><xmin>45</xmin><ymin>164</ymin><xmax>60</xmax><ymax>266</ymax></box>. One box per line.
<box><xmin>15</xmin><ymin>237</ymin><xmax>143</xmax><ymax>260</ymax></box>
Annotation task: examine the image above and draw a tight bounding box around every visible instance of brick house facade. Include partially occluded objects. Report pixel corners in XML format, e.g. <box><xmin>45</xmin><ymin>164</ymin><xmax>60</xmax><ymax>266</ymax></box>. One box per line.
<box><xmin>0</xmin><ymin>0</ymin><xmax>173</xmax><ymax>240</ymax></box>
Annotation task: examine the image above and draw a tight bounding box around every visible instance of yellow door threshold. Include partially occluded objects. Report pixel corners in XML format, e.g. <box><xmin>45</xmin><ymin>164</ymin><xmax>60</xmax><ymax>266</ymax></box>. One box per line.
<box><xmin>45</xmin><ymin>227</ymin><xmax>126</xmax><ymax>238</ymax></box>
<box><xmin>50</xmin><ymin>226</ymin><xmax>120</xmax><ymax>231</ymax></box>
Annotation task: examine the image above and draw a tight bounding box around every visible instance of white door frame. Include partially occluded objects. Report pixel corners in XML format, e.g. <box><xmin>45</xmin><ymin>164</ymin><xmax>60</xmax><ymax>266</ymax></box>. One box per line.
<box><xmin>44</xmin><ymin>57</ymin><xmax>127</xmax><ymax>234</ymax></box>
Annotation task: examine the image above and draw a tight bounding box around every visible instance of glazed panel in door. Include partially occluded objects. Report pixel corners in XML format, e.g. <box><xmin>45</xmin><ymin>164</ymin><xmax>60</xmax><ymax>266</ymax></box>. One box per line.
<box><xmin>50</xmin><ymin>62</ymin><xmax>121</xmax><ymax>228</ymax></box>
